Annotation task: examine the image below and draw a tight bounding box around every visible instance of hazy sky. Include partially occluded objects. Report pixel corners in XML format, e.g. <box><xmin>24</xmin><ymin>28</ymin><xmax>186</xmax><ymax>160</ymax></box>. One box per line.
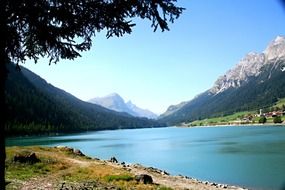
<box><xmin>22</xmin><ymin>0</ymin><xmax>285</xmax><ymax>114</ymax></box>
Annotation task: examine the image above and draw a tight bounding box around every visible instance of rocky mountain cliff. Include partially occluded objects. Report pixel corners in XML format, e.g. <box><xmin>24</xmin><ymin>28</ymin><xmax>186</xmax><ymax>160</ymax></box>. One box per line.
<box><xmin>211</xmin><ymin>36</ymin><xmax>285</xmax><ymax>94</ymax></box>
<box><xmin>159</xmin><ymin>36</ymin><xmax>285</xmax><ymax>124</ymax></box>
<box><xmin>89</xmin><ymin>93</ymin><xmax>157</xmax><ymax>119</ymax></box>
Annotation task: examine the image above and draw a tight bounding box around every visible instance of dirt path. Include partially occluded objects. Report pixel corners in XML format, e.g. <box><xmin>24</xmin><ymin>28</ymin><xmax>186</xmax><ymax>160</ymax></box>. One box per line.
<box><xmin>19</xmin><ymin>157</ymin><xmax>92</xmax><ymax>190</ymax></box>
<box><xmin>20</xmin><ymin>176</ymin><xmax>57</xmax><ymax>190</ymax></box>
<box><xmin>66</xmin><ymin>157</ymin><xmax>92</xmax><ymax>167</ymax></box>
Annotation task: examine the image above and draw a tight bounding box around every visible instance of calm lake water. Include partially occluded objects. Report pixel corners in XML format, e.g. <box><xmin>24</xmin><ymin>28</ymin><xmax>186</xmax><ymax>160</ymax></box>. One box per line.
<box><xmin>6</xmin><ymin>126</ymin><xmax>285</xmax><ymax>190</ymax></box>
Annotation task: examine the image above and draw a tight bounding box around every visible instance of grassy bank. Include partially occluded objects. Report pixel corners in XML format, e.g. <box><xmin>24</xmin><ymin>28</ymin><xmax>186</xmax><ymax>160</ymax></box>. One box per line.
<box><xmin>187</xmin><ymin>112</ymin><xmax>285</xmax><ymax>127</ymax></box>
<box><xmin>5</xmin><ymin>146</ymin><xmax>244</xmax><ymax>190</ymax></box>
<box><xmin>186</xmin><ymin>98</ymin><xmax>285</xmax><ymax>127</ymax></box>
<box><xmin>5</xmin><ymin>146</ymin><xmax>170</xmax><ymax>190</ymax></box>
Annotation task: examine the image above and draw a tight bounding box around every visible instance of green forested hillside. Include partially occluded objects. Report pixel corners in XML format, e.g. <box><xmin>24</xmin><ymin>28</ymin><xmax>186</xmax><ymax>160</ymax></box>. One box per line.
<box><xmin>5</xmin><ymin>65</ymin><xmax>164</xmax><ymax>136</ymax></box>
<box><xmin>159</xmin><ymin>60</ymin><xmax>285</xmax><ymax>125</ymax></box>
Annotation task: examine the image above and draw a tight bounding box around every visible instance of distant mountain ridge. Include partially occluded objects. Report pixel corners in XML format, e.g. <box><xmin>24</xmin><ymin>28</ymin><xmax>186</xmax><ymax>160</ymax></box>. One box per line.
<box><xmin>5</xmin><ymin>65</ymin><xmax>164</xmax><ymax>136</ymax></box>
<box><xmin>89</xmin><ymin>93</ymin><xmax>157</xmax><ymax>119</ymax></box>
<box><xmin>159</xmin><ymin>101</ymin><xmax>188</xmax><ymax>118</ymax></box>
<box><xmin>159</xmin><ymin>36</ymin><xmax>285</xmax><ymax>124</ymax></box>
<box><xmin>211</xmin><ymin>36</ymin><xmax>285</xmax><ymax>94</ymax></box>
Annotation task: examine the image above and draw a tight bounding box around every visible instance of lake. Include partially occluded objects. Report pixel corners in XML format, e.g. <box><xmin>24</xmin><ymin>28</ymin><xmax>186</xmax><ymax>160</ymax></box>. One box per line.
<box><xmin>6</xmin><ymin>126</ymin><xmax>285</xmax><ymax>190</ymax></box>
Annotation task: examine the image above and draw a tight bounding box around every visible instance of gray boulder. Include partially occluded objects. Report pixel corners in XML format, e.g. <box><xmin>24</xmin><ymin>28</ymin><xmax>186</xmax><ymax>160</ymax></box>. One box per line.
<box><xmin>73</xmin><ymin>149</ymin><xmax>85</xmax><ymax>157</ymax></box>
<box><xmin>135</xmin><ymin>174</ymin><xmax>153</xmax><ymax>184</ymax></box>
<box><xmin>109</xmin><ymin>157</ymin><xmax>118</xmax><ymax>163</ymax></box>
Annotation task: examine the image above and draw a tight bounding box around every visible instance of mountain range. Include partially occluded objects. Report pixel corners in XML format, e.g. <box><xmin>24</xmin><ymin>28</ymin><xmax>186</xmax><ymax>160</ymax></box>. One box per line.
<box><xmin>89</xmin><ymin>93</ymin><xmax>157</xmax><ymax>119</ymax></box>
<box><xmin>5</xmin><ymin>36</ymin><xmax>285</xmax><ymax>133</ymax></box>
<box><xmin>5</xmin><ymin>65</ymin><xmax>164</xmax><ymax>136</ymax></box>
<box><xmin>159</xmin><ymin>36</ymin><xmax>285</xmax><ymax>124</ymax></box>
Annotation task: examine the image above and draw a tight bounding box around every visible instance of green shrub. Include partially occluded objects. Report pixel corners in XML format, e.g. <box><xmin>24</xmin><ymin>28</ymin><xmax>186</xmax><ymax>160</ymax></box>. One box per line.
<box><xmin>259</xmin><ymin>116</ymin><xmax>267</xmax><ymax>124</ymax></box>
<box><xmin>273</xmin><ymin>116</ymin><xmax>282</xmax><ymax>123</ymax></box>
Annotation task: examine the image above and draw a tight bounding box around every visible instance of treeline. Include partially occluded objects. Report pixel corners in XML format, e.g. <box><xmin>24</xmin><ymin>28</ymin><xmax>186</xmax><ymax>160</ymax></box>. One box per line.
<box><xmin>261</xmin><ymin>104</ymin><xmax>285</xmax><ymax>113</ymax></box>
<box><xmin>5</xmin><ymin>65</ymin><xmax>164</xmax><ymax>136</ymax></box>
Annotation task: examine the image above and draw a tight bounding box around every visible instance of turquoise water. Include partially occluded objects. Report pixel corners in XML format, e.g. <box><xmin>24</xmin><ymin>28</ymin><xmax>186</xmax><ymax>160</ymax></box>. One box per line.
<box><xmin>6</xmin><ymin>126</ymin><xmax>285</xmax><ymax>190</ymax></box>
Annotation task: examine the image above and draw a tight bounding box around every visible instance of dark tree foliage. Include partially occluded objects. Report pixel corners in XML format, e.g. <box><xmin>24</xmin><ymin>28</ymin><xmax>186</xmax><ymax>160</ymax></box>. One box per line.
<box><xmin>4</xmin><ymin>0</ymin><xmax>184</xmax><ymax>64</ymax></box>
<box><xmin>273</xmin><ymin>116</ymin><xmax>282</xmax><ymax>124</ymax></box>
<box><xmin>5</xmin><ymin>64</ymin><xmax>165</xmax><ymax>136</ymax></box>
<box><xmin>259</xmin><ymin>116</ymin><xmax>267</xmax><ymax>124</ymax></box>
<box><xmin>0</xmin><ymin>0</ymin><xmax>184</xmax><ymax>187</ymax></box>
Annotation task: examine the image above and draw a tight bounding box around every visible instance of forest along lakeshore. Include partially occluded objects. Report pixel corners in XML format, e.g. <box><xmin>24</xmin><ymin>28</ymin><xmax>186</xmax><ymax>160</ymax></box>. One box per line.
<box><xmin>4</xmin><ymin>1</ymin><xmax>285</xmax><ymax>190</ymax></box>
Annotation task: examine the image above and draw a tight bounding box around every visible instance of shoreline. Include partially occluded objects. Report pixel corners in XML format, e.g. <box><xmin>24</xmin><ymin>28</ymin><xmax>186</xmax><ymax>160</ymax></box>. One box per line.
<box><xmin>179</xmin><ymin>123</ymin><xmax>285</xmax><ymax>128</ymax></box>
<box><xmin>6</xmin><ymin>146</ymin><xmax>248</xmax><ymax>190</ymax></box>
<box><xmin>5</xmin><ymin>125</ymin><xmax>168</xmax><ymax>138</ymax></box>
<box><xmin>108</xmin><ymin>159</ymin><xmax>247</xmax><ymax>190</ymax></box>
<box><xmin>58</xmin><ymin>146</ymin><xmax>248</xmax><ymax>190</ymax></box>
<box><xmin>6</xmin><ymin>123</ymin><xmax>285</xmax><ymax>138</ymax></box>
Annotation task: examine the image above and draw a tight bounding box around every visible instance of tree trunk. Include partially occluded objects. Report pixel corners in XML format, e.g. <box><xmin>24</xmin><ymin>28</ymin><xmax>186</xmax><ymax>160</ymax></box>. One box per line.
<box><xmin>0</xmin><ymin>2</ymin><xmax>7</xmax><ymax>187</ymax></box>
<box><xmin>0</xmin><ymin>48</ymin><xmax>7</xmax><ymax>190</ymax></box>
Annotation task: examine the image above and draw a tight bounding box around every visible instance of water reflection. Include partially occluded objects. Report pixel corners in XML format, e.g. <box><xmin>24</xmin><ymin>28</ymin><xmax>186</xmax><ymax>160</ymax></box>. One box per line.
<box><xmin>6</xmin><ymin>135</ymin><xmax>121</xmax><ymax>146</ymax></box>
<box><xmin>100</xmin><ymin>143</ymin><xmax>133</xmax><ymax>148</ymax></box>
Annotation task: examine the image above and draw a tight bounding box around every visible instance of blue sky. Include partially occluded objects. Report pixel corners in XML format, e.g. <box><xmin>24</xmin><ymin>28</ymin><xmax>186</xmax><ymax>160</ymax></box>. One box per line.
<box><xmin>23</xmin><ymin>0</ymin><xmax>285</xmax><ymax>114</ymax></box>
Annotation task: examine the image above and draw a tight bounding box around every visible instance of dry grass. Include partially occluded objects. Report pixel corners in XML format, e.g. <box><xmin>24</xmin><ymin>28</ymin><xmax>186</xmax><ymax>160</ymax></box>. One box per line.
<box><xmin>5</xmin><ymin>146</ymin><xmax>171</xmax><ymax>190</ymax></box>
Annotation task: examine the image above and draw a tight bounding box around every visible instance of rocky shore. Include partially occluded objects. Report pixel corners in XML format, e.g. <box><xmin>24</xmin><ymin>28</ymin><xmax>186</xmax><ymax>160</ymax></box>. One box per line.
<box><xmin>105</xmin><ymin>156</ymin><xmax>247</xmax><ymax>190</ymax></box>
<box><xmin>61</xmin><ymin>145</ymin><xmax>247</xmax><ymax>190</ymax></box>
<box><xmin>6</xmin><ymin>146</ymin><xmax>247</xmax><ymax>190</ymax></box>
